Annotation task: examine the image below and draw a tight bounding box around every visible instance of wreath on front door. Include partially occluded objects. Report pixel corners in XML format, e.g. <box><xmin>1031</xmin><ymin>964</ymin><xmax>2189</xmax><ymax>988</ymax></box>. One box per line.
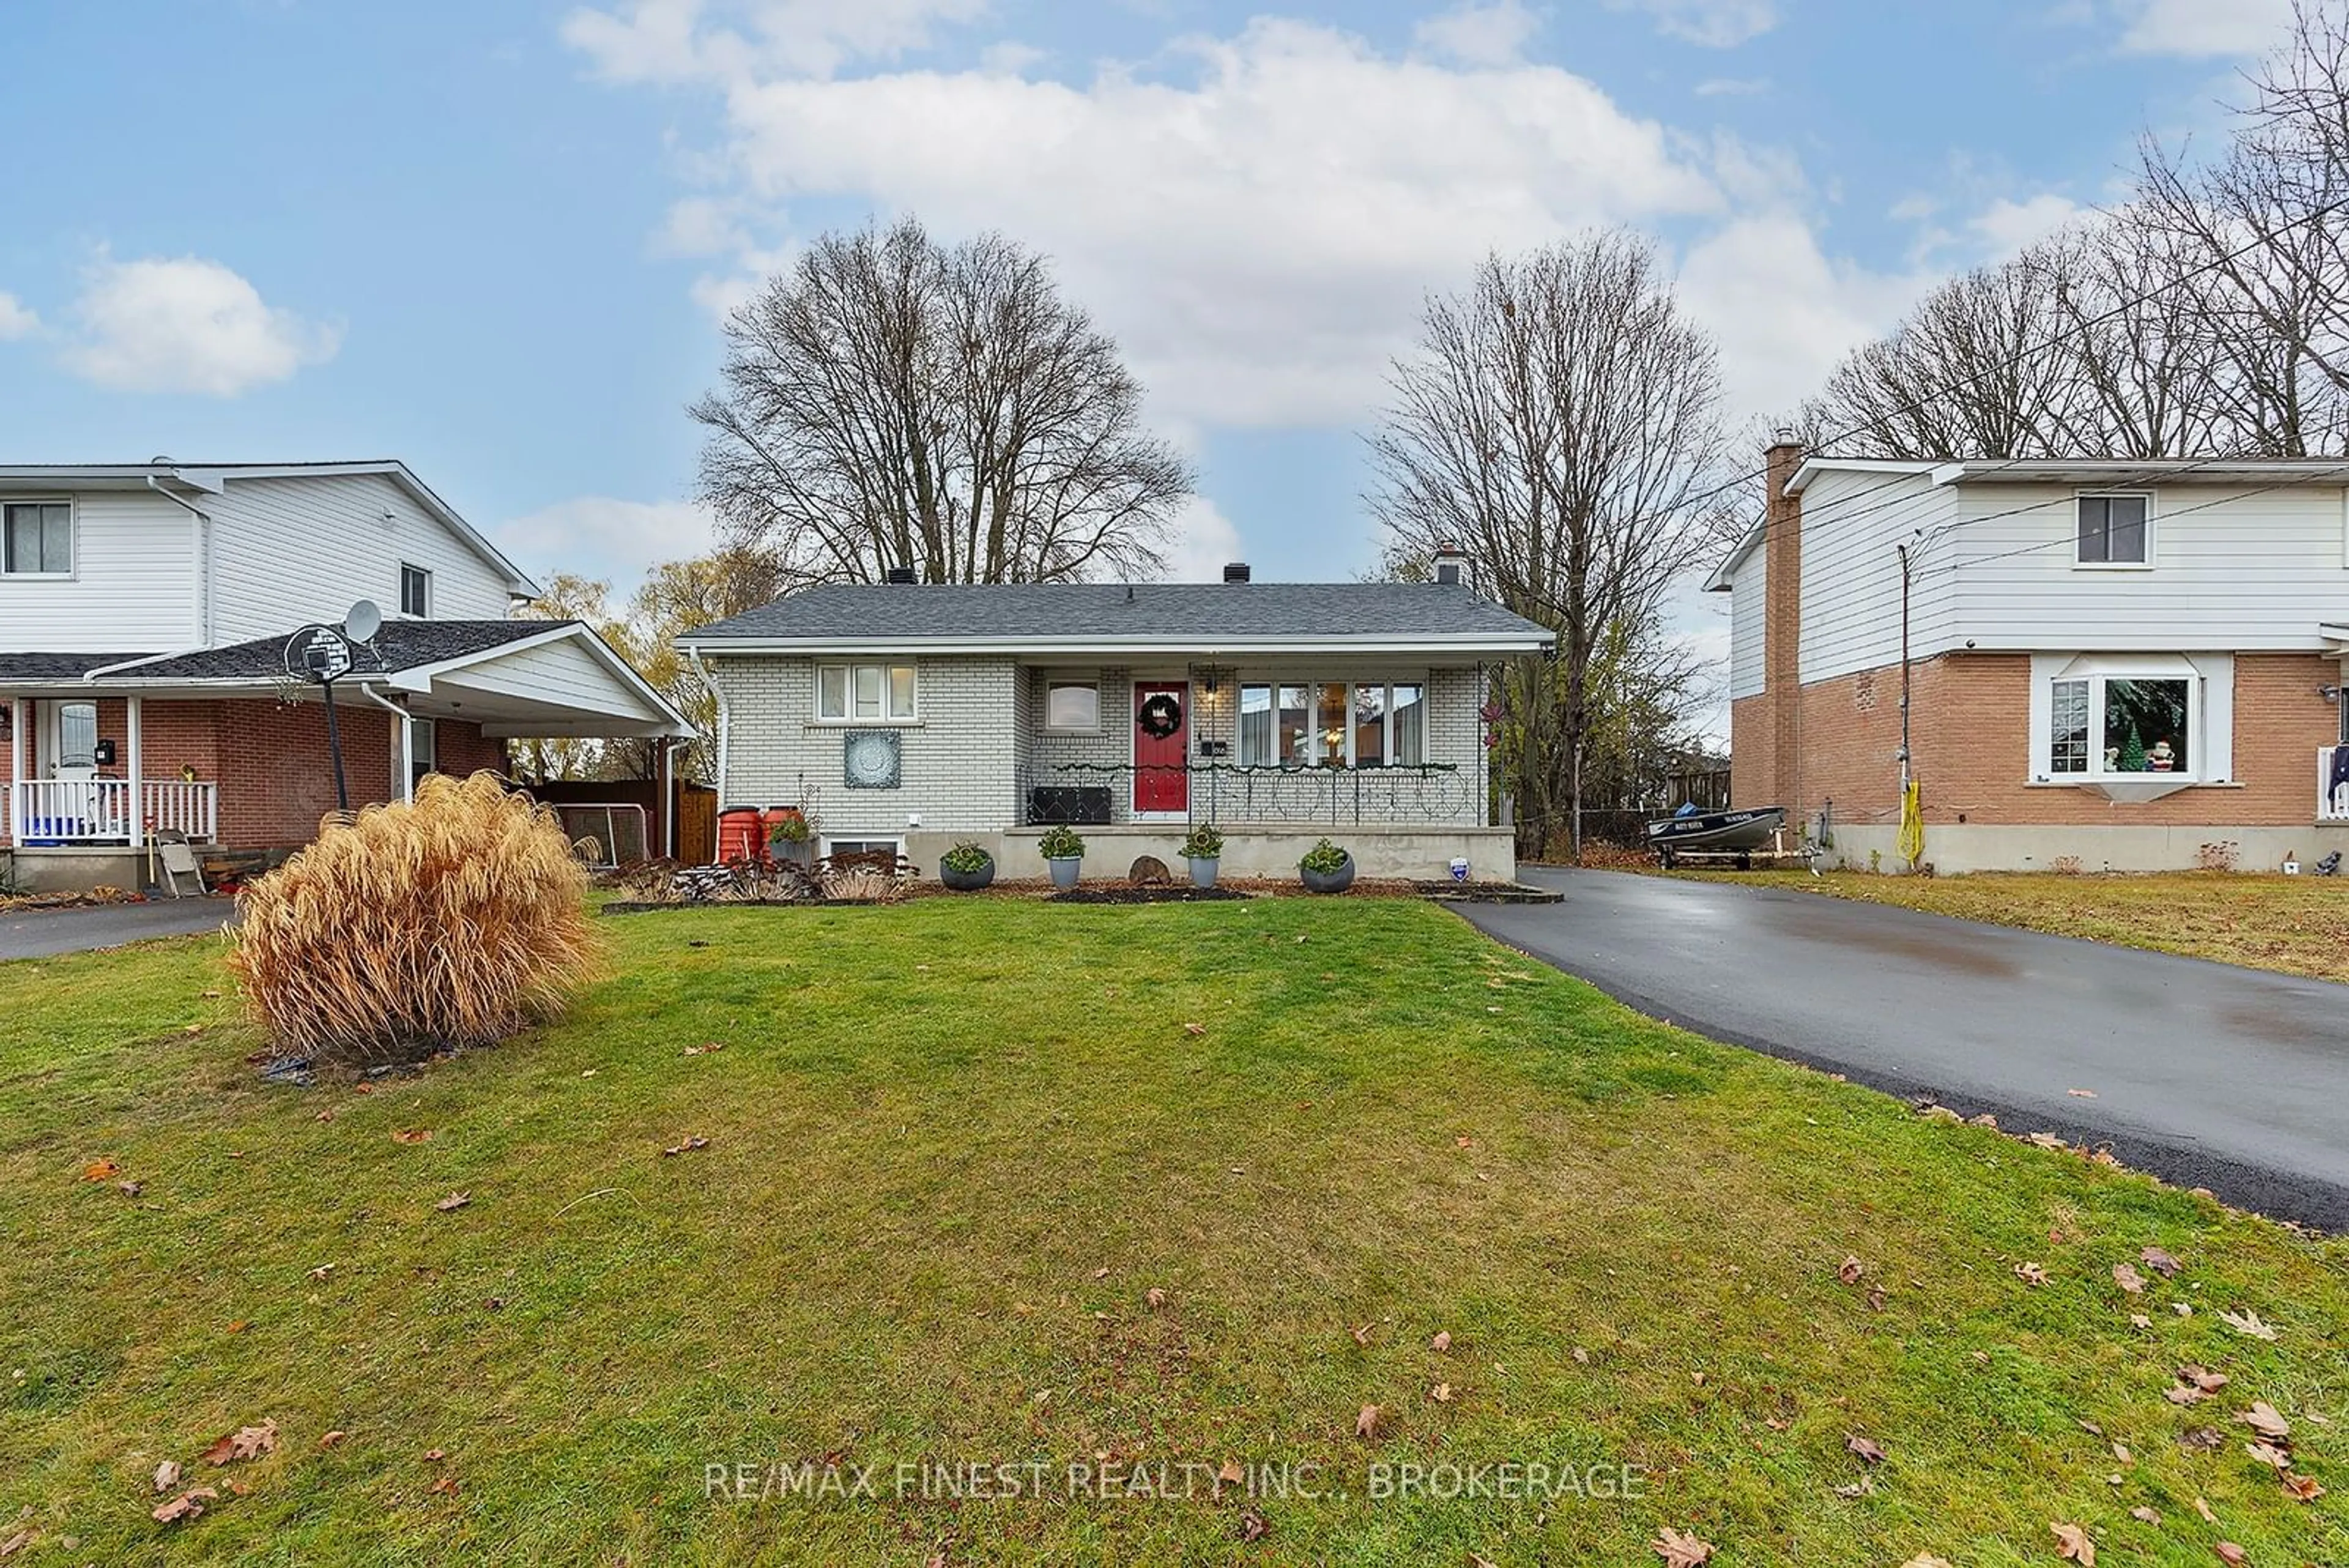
<box><xmin>1137</xmin><ymin>692</ymin><xmax>1184</xmax><ymax>738</ymax></box>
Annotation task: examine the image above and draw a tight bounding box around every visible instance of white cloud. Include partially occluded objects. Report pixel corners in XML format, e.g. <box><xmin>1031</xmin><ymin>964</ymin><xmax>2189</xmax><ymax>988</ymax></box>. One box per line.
<box><xmin>492</xmin><ymin>495</ymin><xmax>718</xmax><ymax>595</ymax></box>
<box><xmin>0</xmin><ymin>292</ymin><xmax>37</xmax><ymax>340</ymax></box>
<box><xmin>1968</xmin><ymin>191</ymin><xmax>2087</xmax><ymax>255</ymax></box>
<box><xmin>1607</xmin><ymin>0</ymin><xmax>1779</xmax><ymax>48</ymax></box>
<box><xmin>1159</xmin><ymin>496</ymin><xmax>1246</xmax><ymax>583</ymax></box>
<box><xmin>1693</xmin><ymin>76</ymin><xmax>1768</xmax><ymax>97</ymax></box>
<box><xmin>562</xmin><ymin>0</ymin><xmax>990</xmax><ymax>83</ymax></box>
<box><xmin>1412</xmin><ymin>0</ymin><xmax>1542</xmax><ymax>66</ymax></box>
<box><xmin>2111</xmin><ymin>0</ymin><xmax>2292</xmax><ymax>57</ymax></box>
<box><xmin>62</xmin><ymin>254</ymin><xmax>339</xmax><ymax>396</ymax></box>
<box><xmin>607</xmin><ymin>14</ymin><xmax>1727</xmax><ymax>426</ymax></box>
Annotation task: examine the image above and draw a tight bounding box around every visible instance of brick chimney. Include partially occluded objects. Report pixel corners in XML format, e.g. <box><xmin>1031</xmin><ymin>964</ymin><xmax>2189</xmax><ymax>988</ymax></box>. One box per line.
<box><xmin>1761</xmin><ymin>440</ymin><xmax>1805</xmax><ymax>814</ymax></box>
<box><xmin>1431</xmin><ymin>541</ymin><xmax>1469</xmax><ymax>586</ymax></box>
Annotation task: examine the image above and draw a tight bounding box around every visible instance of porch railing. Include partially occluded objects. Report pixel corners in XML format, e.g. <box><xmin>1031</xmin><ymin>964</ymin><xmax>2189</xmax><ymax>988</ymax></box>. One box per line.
<box><xmin>1042</xmin><ymin>761</ymin><xmax>1471</xmax><ymax>825</ymax></box>
<box><xmin>7</xmin><ymin>779</ymin><xmax>218</xmax><ymax>845</ymax></box>
<box><xmin>2321</xmin><ymin>746</ymin><xmax>2349</xmax><ymax>822</ymax></box>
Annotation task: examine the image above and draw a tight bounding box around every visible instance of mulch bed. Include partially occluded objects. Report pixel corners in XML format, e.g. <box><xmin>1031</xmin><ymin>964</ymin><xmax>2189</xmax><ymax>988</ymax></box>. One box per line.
<box><xmin>1044</xmin><ymin>885</ymin><xmax>1253</xmax><ymax>904</ymax></box>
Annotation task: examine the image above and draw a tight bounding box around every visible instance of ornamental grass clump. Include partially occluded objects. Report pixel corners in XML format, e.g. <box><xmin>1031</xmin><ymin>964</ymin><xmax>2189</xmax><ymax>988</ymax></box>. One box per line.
<box><xmin>231</xmin><ymin>771</ymin><xmax>599</xmax><ymax>1065</ymax></box>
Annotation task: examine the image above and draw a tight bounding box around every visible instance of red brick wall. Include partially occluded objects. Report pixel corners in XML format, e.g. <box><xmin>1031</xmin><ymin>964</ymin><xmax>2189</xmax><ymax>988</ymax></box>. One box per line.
<box><xmin>433</xmin><ymin>721</ymin><xmax>509</xmax><ymax>779</ymax></box>
<box><xmin>1779</xmin><ymin>651</ymin><xmax>2339</xmax><ymax>833</ymax></box>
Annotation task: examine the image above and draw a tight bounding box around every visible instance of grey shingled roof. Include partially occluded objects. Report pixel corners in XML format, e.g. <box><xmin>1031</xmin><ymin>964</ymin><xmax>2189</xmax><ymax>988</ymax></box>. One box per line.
<box><xmin>682</xmin><ymin>582</ymin><xmax>1550</xmax><ymax>644</ymax></box>
<box><xmin>80</xmin><ymin>620</ymin><xmax>566</xmax><ymax>682</ymax></box>
<box><xmin>0</xmin><ymin>652</ymin><xmax>161</xmax><ymax>683</ymax></box>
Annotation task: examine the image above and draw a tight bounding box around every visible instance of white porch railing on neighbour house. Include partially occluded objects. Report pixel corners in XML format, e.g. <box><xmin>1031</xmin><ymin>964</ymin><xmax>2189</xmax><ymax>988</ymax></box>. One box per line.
<box><xmin>2320</xmin><ymin>746</ymin><xmax>2349</xmax><ymax>822</ymax></box>
<box><xmin>7</xmin><ymin>779</ymin><xmax>218</xmax><ymax>847</ymax></box>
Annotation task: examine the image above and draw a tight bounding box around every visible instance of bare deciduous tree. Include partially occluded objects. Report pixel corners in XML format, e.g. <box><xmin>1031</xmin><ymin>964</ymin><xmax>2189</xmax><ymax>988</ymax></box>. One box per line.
<box><xmin>693</xmin><ymin>216</ymin><xmax>1191</xmax><ymax>585</ymax></box>
<box><xmin>1368</xmin><ymin>231</ymin><xmax>1732</xmax><ymax>858</ymax></box>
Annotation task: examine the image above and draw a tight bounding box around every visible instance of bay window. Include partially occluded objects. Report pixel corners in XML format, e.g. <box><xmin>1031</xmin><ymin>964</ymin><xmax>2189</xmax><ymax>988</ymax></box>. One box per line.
<box><xmin>2037</xmin><ymin>658</ymin><xmax>2216</xmax><ymax>782</ymax></box>
<box><xmin>1238</xmin><ymin>680</ymin><xmax>1428</xmax><ymax>767</ymax></box>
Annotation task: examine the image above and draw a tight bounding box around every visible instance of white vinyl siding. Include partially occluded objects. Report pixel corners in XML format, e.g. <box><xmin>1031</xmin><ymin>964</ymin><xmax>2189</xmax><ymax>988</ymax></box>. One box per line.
<box><xmin>429</xmin><ymin>634</ymin><xmax>673</xmax><ymax>730</ymax></box>
<box><xmin>1795</xmin><ymin>467</ymin><xmax>1961</xmax><ymax>683</ymax></box>
<box><xmin>1726</xmin><ymin>549</ymin><xmax>1765</xmax><ymax>700</ymax></box>
<box><xmin>1941</xmin><ymin>483</ymin><xmax>2349</xmax><ymax>653</ymax></box>
<box><xmin>206</xmin><ymin>472</ymin><xmax>512</xmax><ymax>641</ymax></box>
<box><xmin>0</xmin><ymin>489</ymin><xmax>196</xmax><ymax>652</ymax></box>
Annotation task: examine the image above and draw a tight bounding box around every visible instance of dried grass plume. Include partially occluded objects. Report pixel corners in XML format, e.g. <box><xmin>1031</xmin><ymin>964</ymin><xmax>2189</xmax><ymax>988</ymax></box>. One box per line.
<box><xmin>231</xmin><ymin>771</ymin><xmax>599</xmax><ymax>1062</ymax></box>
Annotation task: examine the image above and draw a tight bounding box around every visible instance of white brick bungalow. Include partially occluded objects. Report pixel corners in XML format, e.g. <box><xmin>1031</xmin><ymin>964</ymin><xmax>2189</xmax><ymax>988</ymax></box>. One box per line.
<box><xmin>677</xmin><ymin>556</ymin><xmax>1554</xmax><ymax>881</ymax></box>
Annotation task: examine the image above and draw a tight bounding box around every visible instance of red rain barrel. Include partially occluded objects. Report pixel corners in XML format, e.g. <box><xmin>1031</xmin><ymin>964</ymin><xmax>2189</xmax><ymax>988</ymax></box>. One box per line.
<box><xmin>717</xmin><ymin>809</ymin><xmax>765</xmax><ymax>864</ymax></box>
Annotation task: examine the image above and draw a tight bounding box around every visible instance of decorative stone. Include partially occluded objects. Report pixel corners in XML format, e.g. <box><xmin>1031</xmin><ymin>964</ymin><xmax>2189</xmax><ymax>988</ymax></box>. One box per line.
<box><xmin>1128</xmin><ymin>854</ymin><xmax>1171</xmax><ymax>886</ymax></box>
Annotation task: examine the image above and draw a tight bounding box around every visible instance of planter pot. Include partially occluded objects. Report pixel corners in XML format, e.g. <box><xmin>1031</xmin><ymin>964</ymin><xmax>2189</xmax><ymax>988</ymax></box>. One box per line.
<box><xmin>940</xmin><ymin>858</ymin><xmax>996</xmax><ymax>892</ymax></box>
<box><xmin>1047</xmin><ymin>855</ymin><xmax>1083</xmax><ymax>890</ymax></box>
<box><xmin>1299</xmin><ymin>855</ymin><xmax>1356</xmax><ymax>894</ymax></box>
<box><xmin>1187</xmin><ymin>855</ymin><xmax>1220</xmax><ymax>889</ymax></box>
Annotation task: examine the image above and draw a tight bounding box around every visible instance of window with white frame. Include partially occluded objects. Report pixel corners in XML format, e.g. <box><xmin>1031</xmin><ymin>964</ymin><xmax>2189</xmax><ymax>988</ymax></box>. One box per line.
<box><xmin>1044</xmin><ymin>679</ymin><xmax>1099</xmax><ymax>732</ymax></box>
<box><xmin>2076</xmin><ymin>494</ymin><xmax>2150</xmax><ymax>566</ymax></box>
<box><xmin>399</xmin><ymin>563</ymin><xmax>432</xmax><ymax>617</ymax></box>
<box><xmin>2047</xmin><ymin>672</ymin><xmax>2195</xmax><ymax>778</ymax></box>
<box><xmin>2</xmin><ymin>502</ymin><xmax>71</xmax><ymax>576</ymax></box>
<box><xmin>1238</xmin><ymin>680</ymin><xmax>1427</xmax><ymax>767</ymax></box>
<box><xmin>815</xmin><ymin>662</ymin><xmax>916</xmax><ymax>722</ymax></box>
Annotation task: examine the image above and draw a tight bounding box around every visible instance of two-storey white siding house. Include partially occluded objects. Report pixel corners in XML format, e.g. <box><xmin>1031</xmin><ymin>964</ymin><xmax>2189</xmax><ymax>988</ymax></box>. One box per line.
<box><xmin>677</xmin><ymin>555</ymin><xmax>1552</xmax><ymax>881</ymax></box>
<box><xmin>1</xmin><ymin>461</ymin><xmax>692</xmax><ymax>893</ymax></box>
<box><xmin>1713</xmin><ymin>444</ymin><xmax>2349</xmax><ymax>872</ymax></box>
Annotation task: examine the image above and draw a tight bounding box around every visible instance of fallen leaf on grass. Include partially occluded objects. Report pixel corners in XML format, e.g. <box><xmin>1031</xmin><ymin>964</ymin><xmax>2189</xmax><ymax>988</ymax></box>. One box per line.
<box><xmin>1837</xmin><ymin>1255</ymin><xmax>1865</xmax><ymax>1285</ymax></box>
<box><xmin>2014</xmin><ymin>1261</ymin><xmax>2050</xmax><ymax>1287</ymax></box>
<box><xmin>0</xmin><ymin>1531</ymin><xmax>29</xmax><ymax>1558</ymax></box>
<box><xmin>2112</xmin><ymin>1442</ymin><xmax>2131</xmax><ymax>1464</ymax></box>
<box><xmin>1866</xmin><ymin>1287</ymin><xmax>1888</xmax><ymax>1312</ymax></box>
<box><xmin>2111</xmin><ymin>1263</ymin><xmax>2147</xmax><ymax>1294</ymax></box>
<box><xmin>1181</xmin><ymin>1022</ymin><xmax>1206</xmax><ymax>1036</ymax></box>
<box><xmin>2068</xmin><ymin>1088</ymin><xmax>2098</xmax><ymax>1098</ymax></box>
<box><xmin>1145</xmin><ymin>1287</ymin><xmax>1167</xmax><ymax>1309</ymax></box>
<box><xmin>428</xmin><ymin>1474</ymin><xmax>459</xmax><ymax>1496</ymax></box>
<box><xmin>2050</xmin><ymin>1520</ymin><xmax>2096</xmax><ymax>1564</ymax></box>
<box><xmin>319</xmin><ymin>1431</ymin><xmax>347</xmax><ymax>1449</ymax></box>
<box><xmin>308</xmin><ymin>1264</ymin><xmax>335</xmax><ymax>1282</ymax></box>
<box><xmin>2027</xmin><ymin>1131</ymin><xmax>2071</xmax><ymax>1150</ymax></box>
<box><xmin>1832</xmin><ymin>1477</ymin><xmax>1872</xmax><ymax>1499</ymax></box>
<box><xmin>434</xmin><ymin>1192</ymin><xmax>470</xmax><ymax>1213</ymax></box>
<box><xmin>2129</xmin><ymin>1313</ymin><xmax>2152</xmax><ymax>1329</ymax></box>
<box><xmin>1898</xmin><ymin>1557</ymin><xmax>1954</xmax><ymax>1568</ymax></box>
<box><xmin>2213</xmin><ymin>1545</ymin><xmax>2246</xmax><ymax>1566</ymax></box>
<box><xmin>117</xmin><ymin>1180</ymin><xmax>143</xmax><ymax>1197</ymax></box>
<box><xmin>1431</xmin><ymin>1330</ymin><xmax>1452</xmax><ymax>1352</ymax></box>
<box><xmin>2129</xmin><ymin>1506</ymin><xmax>2160</xmax><ymax>1525</ymax></box>
<box><xmin>2280</xmin><ymin>1471</ymin><xmax>2324</xmax><ymax>1502</ymax></box>
<box><xmin>2239</xmin><ymin>1402</ymin><xmax>2290</xmax><ymax>1440</ymax></box>
<box><xmin>314</xmin><ymin>1109</ymin><xmax>336</xmax><ymax>1123</ymax></box>
<box><xmin>2192</xmin><ymin>1496</ymin><xmax>2218</xmax><ymax>1523</ymax></box>
<box><xmin>1429</xmin><ymin>1383</ymin><xmax>1453</xmax><ymax>1403</ymax></box>
<box><xmin>423</xmin><ymin>1448</ymin><xmax>447</xmax><ymax>1462</ymax></box>
<box><xmin>1846</xmin><ymin>1435</ymin><xmax>1887</xmax><ymax>1465</ymax></box>
<box><xmin>154</xmin><ymin>1460</ymin><xmax>182</xmax><ymax>1493</ymax></box>
<box><xmin>1355</xmin><ymin>1404</ymin><xmax>1382</xmax><ymax>1440</ymax></box>
<box><xmin>1237</xmin><ymin>1507</ymin><xmax>1268</xmax><ymax>1542</ymax></box>
<box><xmin>2218</xmin><ymin>1309</ymin><xmax>2278</xmax><ymax>1341</ymax></box>
<box><xmin>659</xmin><ymin>1137</ymin><xmax>710</xmax><ymax>1157</ymax></box>
<box><xmin>1217</xmin><ymin>1458</ymin><xmax>1244</xmax><ymax>1485</ymax></box>
<box><xmin>391</xmin><ymin>1129</ymin><xmax>432</xmax><ymax>1145</ymax></box>
<box><xmin>1349</xmin><ymin>1323</ymin><xmax>1373</xmax><ymax>1347</ymax></box>
<box><xmin>1652</xmin><ymin>1527</ymin><xmax>1713</xmax><ymax>1566</ymax></box>
<box><xmin>2244</xmin><ymin>1440</ymin><xmax>2291</xmax><ymax>1470</ymax></box>
<box><xmin>81</xmin><ymin>1159</ymin><xmax>120</xmax><ymax>1181</ymax></box>
<box><xmin>2180</xmin><ymin>1427</ymin><xmax>2224</xmax><ymax>1452</ymax></box>
<box><xmin>683</xmin><ymin>1041</ymin><xmax>726</xmax><ymax>1056</ymax></box>
<box><xmin>2140</xmin><ymin>1245</ymin><xmax>2181</xmax><ymax>1278</ymax></box>
<box><xmin>152</xmin><ymin>1487</ymin><xmax>219</xmax><ymax>1525</ymax></box>
<box><xmin>201</xmin><ymin>1419</ymin><xmax>278</xmax><ymax>1466</ymax></box>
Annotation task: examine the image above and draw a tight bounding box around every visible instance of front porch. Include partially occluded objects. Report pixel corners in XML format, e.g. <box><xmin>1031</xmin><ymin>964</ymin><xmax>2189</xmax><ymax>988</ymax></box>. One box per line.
<box><xmin>7</xmin><ymin>775</ymin><xmax>218</xmax><ymax>846</ymax></box>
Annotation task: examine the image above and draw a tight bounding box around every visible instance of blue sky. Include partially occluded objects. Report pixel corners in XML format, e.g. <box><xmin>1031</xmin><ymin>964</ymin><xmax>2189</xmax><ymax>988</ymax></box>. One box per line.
<box><xmin>0</xmin><ymin>0</ymin><xmax>2294</xmax><ymax>604</ymax></box>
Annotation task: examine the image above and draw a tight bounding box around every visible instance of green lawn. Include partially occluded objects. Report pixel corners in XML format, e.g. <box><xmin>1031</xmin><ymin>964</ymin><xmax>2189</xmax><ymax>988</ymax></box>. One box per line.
<box><xmin>2</xmin><ymin>899</ymin><xmax>2344</xmax><ymax>1564</ymax></box>
<box><xmin>1663</xmin><ymin>868</ymin><xmax>2349</xmax><ymax>986</ymax></box>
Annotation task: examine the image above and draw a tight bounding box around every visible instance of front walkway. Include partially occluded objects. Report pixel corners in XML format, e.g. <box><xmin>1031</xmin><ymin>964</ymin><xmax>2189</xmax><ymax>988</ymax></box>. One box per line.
<box><xmin>0</xmin><ymin>897</ymin><xmax>235</xmax><ymax>960</ymax></box>
<box><xmin>1456</xmin><ymin>867</ymin><xmax>2349</xmax><ymax>1230</ymax></box>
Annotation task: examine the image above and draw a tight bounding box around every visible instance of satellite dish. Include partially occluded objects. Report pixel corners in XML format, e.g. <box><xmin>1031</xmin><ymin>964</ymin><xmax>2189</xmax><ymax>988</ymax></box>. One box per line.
<box><xmin>344</xmin><ymin>600</ymin><xmax>383</xmax><ymax>642</ymax></box>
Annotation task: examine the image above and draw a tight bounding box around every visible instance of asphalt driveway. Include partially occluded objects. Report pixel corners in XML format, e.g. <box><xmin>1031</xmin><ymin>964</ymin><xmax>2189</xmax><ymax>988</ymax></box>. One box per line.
<box><xmin>0</xmin><ymin>898</ymin><xmax>236</xmax><ymax>960</ymax></box>
<box><xmin>1457</xmin><ymin>868</ymin><xmax>2349</xmax><ymax>1231</ymax></box>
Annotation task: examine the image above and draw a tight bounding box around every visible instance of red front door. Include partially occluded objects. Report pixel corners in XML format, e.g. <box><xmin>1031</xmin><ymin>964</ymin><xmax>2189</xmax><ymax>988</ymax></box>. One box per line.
<box><xmin>1134</xmin><ymin>682</ymin><xmax>1189</xmax><ymax>816</ymax></box>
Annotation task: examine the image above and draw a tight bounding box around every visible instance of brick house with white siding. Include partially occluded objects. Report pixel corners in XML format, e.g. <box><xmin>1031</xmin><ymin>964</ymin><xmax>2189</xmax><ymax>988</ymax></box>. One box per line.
<box><xmin>1712</xmin><ymin>444</ymin><xmax>2349</xmax><ymax>872</ymax></box>
<box><xmin>1</xmin><ymin>461</ymin><xmax>692</xmax><ymax>892</ymax></box>
<box><xmin>678</xmin><ymin>554</ymin><xmax>1553</xmax><ymax>881</ymax></box>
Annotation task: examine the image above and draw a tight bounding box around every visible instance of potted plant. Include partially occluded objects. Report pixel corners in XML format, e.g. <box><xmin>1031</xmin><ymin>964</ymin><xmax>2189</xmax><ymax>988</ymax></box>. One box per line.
<box><xmin>766</xmin><ymin>809</ymin><xmax>811</xmax><ymax>868</ymax></box>
<box><xmin>1179</xmin><ymin>823</ymin><xmax>1224</xmax><ymax>889</ymax></box>
<box><xmin>1037</xmin><ymin>823</ymin><xmax>1086</xmax><ymax>890</ymax></box>
<box><xmin>939</xmin><ymin>840</ymin><xmax>996</xmax><ymax>891</ymax></box>
<box><xmin>1298</xmin><ymin>836</ymin><xmax>1355</xmax><ymax>894</ymax></box>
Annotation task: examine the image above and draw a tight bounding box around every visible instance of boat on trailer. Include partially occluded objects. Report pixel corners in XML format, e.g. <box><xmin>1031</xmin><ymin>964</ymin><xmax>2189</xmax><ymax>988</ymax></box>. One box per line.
<box><xmin>1646</xmin><ymin>805</ymin><xmax>1789</xmax><ymax>868</ymax></box>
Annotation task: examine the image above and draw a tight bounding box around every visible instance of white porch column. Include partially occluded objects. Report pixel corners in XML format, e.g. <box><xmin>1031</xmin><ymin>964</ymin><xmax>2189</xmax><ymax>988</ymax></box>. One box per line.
<box><xmin>126</xmin><ymin>696</ymin><xmax>144</xmax><ymax>849</ymax></box>
<box><xmin>660</xmin><ymin>740</ymin><xmax>674</xmax><ymax>859</ymax></box>
<box><xmin>399</xmin><ymin>710</ymin><xmax>415</xmax><ymax>804</ymax></box>
<box><xmin>6</xmin><ymin>699</ymin><xmax>23</xmax><ymax>844</ymax></box>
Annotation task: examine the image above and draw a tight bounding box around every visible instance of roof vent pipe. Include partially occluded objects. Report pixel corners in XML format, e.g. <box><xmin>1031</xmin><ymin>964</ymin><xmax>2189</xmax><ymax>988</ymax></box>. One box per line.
<box><xmin>1222</xmin><ymin>562</ymin><xmax>1251</xmax><ymax>583</ymax></box>
<box><xmin>883</xmin><ymin>566</ymin><xmax>918</xmax><ymax>584</ymax></box>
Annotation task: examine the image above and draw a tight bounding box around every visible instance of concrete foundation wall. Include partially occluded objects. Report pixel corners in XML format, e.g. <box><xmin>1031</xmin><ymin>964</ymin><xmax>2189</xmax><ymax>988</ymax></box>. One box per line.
<box><xmin>4</xmin><ymin>847</ymin><xmax>157</xmax><ymax>895</ymax></box>
<box><xmin>1824</xmin><ymin>821</ymin><xmax>2349</xmax><ymax>875</ymax></box>
<box><xmin>905</xmin><ymin>825</ymin><xmax>1516</xmax><ymax>883</ymax></box>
